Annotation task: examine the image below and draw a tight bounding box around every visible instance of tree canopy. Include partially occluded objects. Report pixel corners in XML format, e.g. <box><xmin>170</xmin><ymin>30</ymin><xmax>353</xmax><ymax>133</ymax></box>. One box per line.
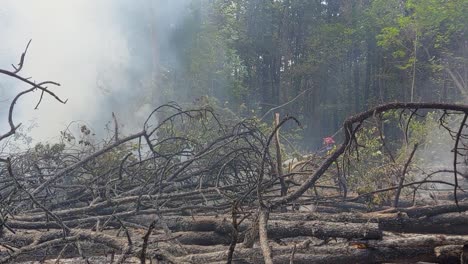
<box><xmin>132</xmin><ymin>0</ymin><xmax>466</xmax><ymax>148</ymax></box>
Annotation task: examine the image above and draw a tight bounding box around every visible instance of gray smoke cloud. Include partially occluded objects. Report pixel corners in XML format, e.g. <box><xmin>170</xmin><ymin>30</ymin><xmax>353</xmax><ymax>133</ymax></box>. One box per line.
<box><xmin>415</xmin><ymin>117</ymin><xmax>468</xmax><ymax>192</ymax></box>
<box><xmin>0</xmin><ymin>0</ymin><xmax>192</xmax><ymax>144</ymax></box>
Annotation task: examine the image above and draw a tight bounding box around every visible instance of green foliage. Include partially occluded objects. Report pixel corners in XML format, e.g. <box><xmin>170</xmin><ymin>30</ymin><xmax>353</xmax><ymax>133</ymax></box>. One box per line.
<box><xmin>32</xmin><ymin>142</ymin><xmax>66</xmax><ymax>161</ymax></box>
<box><xmin>307</xmin><ymin>23</ymin><xmax>355</xmax><ymax>65</ymax></box>
<box><xmin>346</xmin><ymin>110</ymin><xmax>447</xmax><ymax>206</ymax></box>
<box><xmin>376</xmin><ymin>0</ymin><xmax>466</xmax><ymax>77</ymax></box>
<box><xmin>346</xmin><ymin>124</ymin><xmax>395</xmax><ymax>205</ymax></box>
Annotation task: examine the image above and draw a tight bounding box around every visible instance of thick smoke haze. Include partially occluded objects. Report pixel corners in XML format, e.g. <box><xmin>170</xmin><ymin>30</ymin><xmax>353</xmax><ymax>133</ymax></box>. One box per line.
<box><xmin>0</xmin><ymin>1</ymin><xmax>191</xmax><ymax>144</ymax></box>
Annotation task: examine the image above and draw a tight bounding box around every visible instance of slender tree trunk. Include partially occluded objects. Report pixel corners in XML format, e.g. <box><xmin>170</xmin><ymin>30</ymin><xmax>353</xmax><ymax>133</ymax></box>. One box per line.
<box><xmin>410</xmin><ymin>32</ymin><xmax>418</xmax><ymax>102</ymax></box>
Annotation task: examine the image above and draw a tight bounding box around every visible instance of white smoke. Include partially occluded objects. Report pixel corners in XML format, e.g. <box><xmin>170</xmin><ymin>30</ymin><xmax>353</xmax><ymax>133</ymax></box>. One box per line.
<box><xmin>0</xmin><ymin>0</ymin><xmax>195</xmax><ymax>145</ymax></box>
<box><xmin>0</xmin><ymin>0</ymin><xmax>133</xmax><ymax>143</ymax></box>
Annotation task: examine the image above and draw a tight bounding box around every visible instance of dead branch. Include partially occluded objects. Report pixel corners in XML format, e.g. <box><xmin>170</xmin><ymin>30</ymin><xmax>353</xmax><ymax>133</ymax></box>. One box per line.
<box><xmin>393</xmin><ymin>143</ymin><xmax>418</xmax><ymax>207</ymax></box>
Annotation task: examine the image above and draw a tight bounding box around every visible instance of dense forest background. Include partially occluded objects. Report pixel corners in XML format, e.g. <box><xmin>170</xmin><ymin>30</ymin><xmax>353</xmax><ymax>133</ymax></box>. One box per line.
<box><xmin>117</xmin><ymin>0</ymin><xmax>466</xmax><ymax>149</ymax></box>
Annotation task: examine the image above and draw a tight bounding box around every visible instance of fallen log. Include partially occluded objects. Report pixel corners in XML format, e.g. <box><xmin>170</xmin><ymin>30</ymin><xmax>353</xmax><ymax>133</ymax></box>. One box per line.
<box><xmin>169</xmin><ymin>244</ymin><xmax>436</xmax><ymax>263</ymax></box>
<box><xmin>171</xmin><ymin>231</ymin><xmax>232</xmax><ymax>246</ymax></box>
<box><xmin>380</xmin><ymin>213</ymin><xmax>468</xmax><ymax>234</ymax></box>
<box><xmin>267</xmin><ymin>220</ymin><xmax>381</xmax><ymax>240</ymax></box>
<box><xmin>134</xmin><ymin>211</ymin><xmax>468</xmax><ymax>237</ymax></box>
<box><xmin>162</xmin><ymin>234</ymin><xmax>468</xmax><ymax>263</ymax></box>
<box><xmin>144</xmin><ymin>221</ymin><xmax>380</xmax><ymax>246</ymax></box>
<box><xmin>4</xmin><ymin>218</ymin><xmax>379</xmax><ymax>248</ymax></box>
<box><xmin>365</xmin><ymin>234</ymin><xmax>468</xmax><ymax>248</ymax></box>
<box><xmin>164</xmin><ymin>217</ymin><xmax>381</xmax><ymax>241</ymax></box>
<box><xmin>387</xmin><ymin>201</ymin><xmax>468</xmax><ymax>218</ymax></box>
<box><xmin>435</xmin><ymin>245</ymin><xmax>465</xmax><ymax>264</ymax></box>
<box><xmin>272</xmin><ymin>248</ymin><xmax>435</xmax><ymax>264</ymax></box>
<box><xmin>270</xmin><ymin>211</ymin><xmax>468</xmax><ymax>235</ymax></box>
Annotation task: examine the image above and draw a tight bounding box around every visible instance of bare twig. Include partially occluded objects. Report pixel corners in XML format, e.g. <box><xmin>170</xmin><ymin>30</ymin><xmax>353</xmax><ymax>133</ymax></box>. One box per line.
<box><xmin>11</xmin><ymin>39</ymin><xmax>31</xmax><ymax>74</ymax></box>
<box><xmin>393</xmin><ymin>143</ymin><xmax>418</xmax><ymax>207</ymax></box>
<box><xmin>289</xmin><ymin>244</ymin><xmax>297</xmax><ymax>264</ymax></box>
<box><xmin>112</xmin><ymin>112</ymin><xmax>119</xmax><ymax>142</ymax></box>
<box><xmin>260</xmin><ymin>89</ymin><xmax>310</xmax><ymax>121</ymax></box>
<box><xmin>453</xmin><ymin>114</ymin><xmax>468</xmax><ymax>209</ymax></box>
<box><xmin>140</xmin><ymin>220</ymin><xmax>156</xmax><ymax>264</ymax></box>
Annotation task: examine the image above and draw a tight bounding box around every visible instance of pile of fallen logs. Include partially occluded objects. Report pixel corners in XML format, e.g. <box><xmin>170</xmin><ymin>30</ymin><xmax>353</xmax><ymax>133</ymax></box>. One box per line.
<box><xmin>4</xmin><ymin>202</ymin><xmax>468</xmax><ymax>263</ymax></box>
<box><xmin>2</xmin><ymin>42</ymin><xmax>468</xmax><ymax>264</ymax></box>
